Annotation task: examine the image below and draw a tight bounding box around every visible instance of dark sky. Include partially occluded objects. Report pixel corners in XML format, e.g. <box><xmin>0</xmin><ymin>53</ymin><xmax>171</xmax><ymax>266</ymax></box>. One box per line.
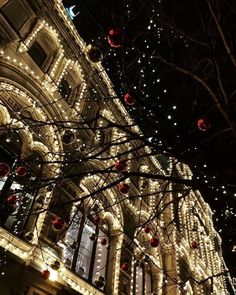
<box><xmin>62</xmin><ymin>0</ymin><xmax>236</xmax><ymax>286</ymax></box>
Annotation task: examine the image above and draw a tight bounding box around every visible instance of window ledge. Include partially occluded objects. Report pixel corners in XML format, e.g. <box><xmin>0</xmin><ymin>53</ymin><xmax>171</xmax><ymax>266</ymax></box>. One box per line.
<box><xmin>0</xmin><ymin>227</ymin><xmax>105</xmax><ymax>295</ymax></box>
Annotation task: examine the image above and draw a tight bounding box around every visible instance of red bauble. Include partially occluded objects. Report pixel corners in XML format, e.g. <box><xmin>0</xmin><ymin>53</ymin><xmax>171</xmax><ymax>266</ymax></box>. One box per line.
<box><xmin>124</xmin><ymin>93</ymin><xmax>135</xmax><ymax>106</ymax></box>
<box><xmin>121</xmin><ymin>262</ymin><xmax>129</xmax><ymax>272</ymax></box>
<box><xmin>52</xmin><ymin>217</ymin><xmax>65</xmax><ymax>231</ymax></box>
<box><xmin>114</xmin><ymin>160</ymin><xmax>126</xmax><ymax>172</ymax></box>
<box><xmin>100</xmin><ymin>238</ymin><xmax>107</xmax><ymax>246</ymax></box>
<box><xmin>6</xmin><ymin>194</ymin><xmax>17</xmax><ymax>205</ymax></box>
<box><xmin>0</xmin><ymin>162</ymin><xmax>10</xmax><ymax>177</ymax></box>
<box><xmin>149</xmin><ymin>237</ymin><xmax>159</xmax><ymax>247</ymax></box>
<box><xmin>191</xmin><ymin>241</ymin><xmax>199</xmax><ymax>249</ymax></box>
<box><xmin>144</xmin><ymin>226</ymin><xmax>151</xmax><ymax>233</ymax></box>
<box><xmin>107</xmin><ymin>28</ymin><xmax>124</xmax><ymax>48</ymax></box>
<box><xmin>15</xmin><ymin>166</ymin><xmax>27</xmax><ymax>176</ymax></box>
<box><xmin>197</xmin><ymin>118</ymin><xmax>211</xmax><ymax>131</ymax></box>
<box><xmin>94</xmin><ymin>215</ymin><xmax>101</xmax><ymax>225</ymax></box>
<box><xmin>41</xmin><ymin>269</ymin><xmax>50</xmax><ymax>280</ymax></box>
<box><xmin>118</xmin><ymin>183</ymin><xmax>130</xmax><ymax>194</ymax></box>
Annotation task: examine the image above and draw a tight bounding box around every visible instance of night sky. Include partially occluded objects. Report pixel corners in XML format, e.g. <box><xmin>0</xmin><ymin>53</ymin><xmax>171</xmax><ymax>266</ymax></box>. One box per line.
<box><xmin>62</xmin><ymin>0</ymin><xmax>236</xmax><ymax>283</ymax></box>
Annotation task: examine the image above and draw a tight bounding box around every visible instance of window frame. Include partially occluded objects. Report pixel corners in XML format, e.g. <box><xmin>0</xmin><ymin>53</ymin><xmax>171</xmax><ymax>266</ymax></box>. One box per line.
<box><xmin>133</xmin><ymin>261</ymin><xmax>153</xmax><ymax>295</ymax></box>
<box><xmin>27</xmin><ymin>37</ymin><xmax>57</xmax><ymax>73</ymax></box>
<box><xmin>0</xmin><ymin>142</ymin><xmax>39</xmax><ymax>236</ymax></box>
<box><xmin>28</xmin><ymin>40</ymin><xmax>48</xmax><ymax>70</ymax></box>
<box><xmin>1</xmin><ymin>0</ymin><xmax>32</xmax><ymax>33</ymax></box>
<box><xmin>63</xmin><ymin>210</ymin><xmax>110</xmax><ymax>289</ymax></box>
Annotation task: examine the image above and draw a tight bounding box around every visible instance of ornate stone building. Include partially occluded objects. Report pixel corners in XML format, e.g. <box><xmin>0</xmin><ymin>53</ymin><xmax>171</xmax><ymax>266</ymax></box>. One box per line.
<box><xmin>0</xmin><ymin>1</ymin><xmax>232</xmax><ymax>294</ymax></box>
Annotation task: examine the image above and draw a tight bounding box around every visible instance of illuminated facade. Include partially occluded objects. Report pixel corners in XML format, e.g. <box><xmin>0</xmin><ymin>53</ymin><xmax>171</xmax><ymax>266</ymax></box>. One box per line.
<box><xmin>0</xmin><ymin>1</ymin><xmax>231</xmax><ymax>294</ymax></box>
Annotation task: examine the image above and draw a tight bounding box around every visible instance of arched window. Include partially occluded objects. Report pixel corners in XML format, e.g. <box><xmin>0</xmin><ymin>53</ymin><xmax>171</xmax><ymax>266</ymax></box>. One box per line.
<box><xmin>0</xmin><ymin>132</ymin><xmax>41</xmax><ymax>235</ymax></box>
<box><xmin>27</xmin><ymin>28</ymin><xmax>59</xmax><ymax>73</ymax></box>
<box><xmin>28</xmin><ymin>41</ymin><xmax>47</xmax><ymax>69</ymax></box>
<box><xmin>133</xmin><ymin>261</ymin><xmax>152</xmax><ymax>294</ymax></box>
<box><xmin>59</xmin><ymin>78</ymin><xmax>72</xmax><ymax>100</ymax></box>
<box><xmin>62</xmin><ymin>210</ymin><xmax>109</xmax><ymax>290</ymax></box>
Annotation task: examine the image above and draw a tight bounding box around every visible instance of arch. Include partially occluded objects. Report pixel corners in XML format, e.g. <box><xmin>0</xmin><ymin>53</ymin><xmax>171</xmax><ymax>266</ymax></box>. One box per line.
<box><xmin>78</xmin><ymin>174</ymin><xmax>124</xmax><ymax>295</ymax></box>
<box><xmin>0</xmin><ymin>82</ymin><xmax>62</xmax><ymax>177</ymax></box>
<box><xmin>58</xmin><ymin>60</ymin><xmax>87</xmax><ymax>112</ymax></box>
<box><xmin>19</xmin><ymin>19</ymin><xmax>61</xmax><ymax>53</ymax></box>
<box><xmin>18</xmin><ymin>19</ymin><xmax>62</xmax><ymax>74</ymax></box>
<box><xmin>79</xmin><ymin>173</ymin><xmax>124</xmax><ymax>228</ymax></box>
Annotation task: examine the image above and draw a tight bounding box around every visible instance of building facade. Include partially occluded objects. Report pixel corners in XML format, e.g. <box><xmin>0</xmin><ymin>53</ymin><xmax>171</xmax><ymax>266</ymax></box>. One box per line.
<box><xmin>0</xmin><ymin>1</ymin><xmax>231</xmax><ymax>294</ymax></box>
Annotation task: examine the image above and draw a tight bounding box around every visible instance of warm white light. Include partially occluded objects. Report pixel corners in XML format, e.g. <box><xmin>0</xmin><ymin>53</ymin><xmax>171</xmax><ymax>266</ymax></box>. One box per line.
<box><xmin>49</xmin><ymin>269</ymin><xmax>58</xmax><ymax>282</ymax></box>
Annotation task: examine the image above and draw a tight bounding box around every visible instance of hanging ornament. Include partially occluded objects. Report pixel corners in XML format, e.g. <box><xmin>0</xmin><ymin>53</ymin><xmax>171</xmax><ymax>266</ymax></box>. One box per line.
<box><xmin>89</xmin><ymin>233</ymin><xmax>97</xmax><ymax>241</ymax></box>
<box><xmin>51</xmin><ymin>260</ymin><xmax>60</xmax><ymax>270</ymax></box>
<box><xmin>197</xmin><ymin>118</ymin><xmax>211</xmax><ymax>131</ymax></box>
<box><xmin>114</xmin><ymin>160</ymin><xmax>126</xmax><ymax>172</ymax></box>
<box><xmin>52</xmin><ymin>217</ymin><xmax>65</xmax><ymax>231</ymax></box>
<box><xmin>118</xmin><ymin>183</ymin><xmax>130</xmax><ymax>194</ymax></box>
<box><xmin>107</xmin><ymin>28</ymin><xmax>125</xmax><ymax>48</ymax></box>
<box><xmin>94</xmin><ymin>275</ymin><xmax>105</xmax><ymax>288</ymax></box>
<box><xmin>15</xmin><ymin>166</ymin><xmax>27</xmax><ymax>176</ymax></box>
<box><xmin>124</xmin><ymin>93</ymin><xmax>135</xmax><ymax>106</ymax></box>
<box><xmin>100</xmin><ymin>238</ymin><xmax>107</xmax><ymax>246</ymax></box>
<box><xmin>6</xmin><ymin>194</ymin><xmax>17</xmax><ymax>205</ymax></box>
<box><xmin>191</xmin><ymin>240</ymin><xmax>199</xmax><ymax>249</ymax></box>
<box><xmin>62</xmin><ymin>130</ymin><xmax>75</xmax><ymax>145</ymax></box>
<box><xmin>93</xmin><ymin>215</ymin><xmax>101</xmax><ymax>225</ymax></box>
<box><xmin>149</xmin><ymin>237</ymin><xmax>159</xmax><ymax>247</ymax></box>
<box><xmin>144</xmin><ymin>226</ymin><xmax>151</xmax><ymax>233</ymax></box>
<box><xmin>0</xmin><ymin>162</ymin><xmax>10</xmax><ymax>177</ymax></box>
<box><xmin>121</xmin><ymin>262</ymin><xmax>129</xmax><ymax>272</ymax></box>
<box><xmin>41</xmin><ymin>269</ymin><xmax>50</xmax><ymax>280</ymax></box>
<box><xmin>79</xmin><ymin>143</ymin><xmax>87</xmax><ymax>153</ymax></box>
<box><xmin>24</xmin><ymin>231</ymin><xmax>34</xmax><ymax>242</ymax></box>
<box><xmin>70</xmin><ymin>241</ymin><xmax>78</xmax><ymax>250</ymax></box>
<box><xmin>78</xmin><ymin>266</ymin><xmax>85</xmax><ymax>276</ymax></box>
<box><xmin>86</xmin><ymin>44</ymin><xmax>103</xmax><ymax>63</ymax></box>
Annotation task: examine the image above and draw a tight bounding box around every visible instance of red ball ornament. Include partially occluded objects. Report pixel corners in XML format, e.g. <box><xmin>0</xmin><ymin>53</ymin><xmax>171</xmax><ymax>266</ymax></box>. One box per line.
<box><xmin>114</xmin><ymin>160</ymin><xmax>126</xmax><ymax>172</ymax></box>
<box><xmin>100</xmin><ymin>238</ymin><xmax>107</xmax><ymax>246</ymax></box>
<box><xmin>41</xmin><ymin>269</ymin><xmax>50</xmax><ymax>280</ymax></box>
<box><xmin>144</xmin><ymin>226</ymin><xmax>151</xmax><ymax>233</ymax></box>
<box><xmin>94</xmin><ymin>215</ymin><xmax>101</xmax><ymax>225</ymax></box>
<box><xmin>124</xmin><ymin>93</ymin><xmax>135</xmax><ymax>106</ymax></box>
<box><xmin>0</xmin><ymin>162</ymin><xmax>10</xmax><ymax>177</ymax></box>
<box><xmin>15</xmin><ymin>166</ymin><xmax>27</xmax><ymax>176</ymax></box>
<box><xmin>197</xmin><ymin>118</ymin><xmax>211</xmax><ymax>132</ymax></box>
<box><xmin>118</xmin><ymin>183</ymin><xmax>130</xmax><ymax>194</ymax></box>
<box><xmin>107</xmin><ymin>28</ymin><xmax>124</xmax><ymax>48</ymax></box>
<box><xmin>191</xmin><ymin>240</ymin><xmax>199</xmax><ymax>249</ymax></box>
<box><xmin>52</xmin><ymin>217</ymin><xmax>65</xmax><ymax>231</ymax></box>
<box><xmin>6</xmin><ymin>194</ymin><xmax>17</xmax><ymax>205</ymax></box>
<box><xmin>149</xmin><ymin>237</ymin><xmax>159</xmax><ymax>247</ymax></box>
<box><xmin>121</xmin><ymin>262</ymin><xmax>129</xmax><ymax>272</ymax></box>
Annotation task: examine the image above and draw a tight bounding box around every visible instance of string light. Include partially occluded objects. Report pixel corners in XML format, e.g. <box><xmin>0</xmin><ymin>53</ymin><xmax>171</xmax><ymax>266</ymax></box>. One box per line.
<box><xmin>0</xmin><ymin>1</ymin><xmax>233</xmax><ymax>294</ymax></box>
